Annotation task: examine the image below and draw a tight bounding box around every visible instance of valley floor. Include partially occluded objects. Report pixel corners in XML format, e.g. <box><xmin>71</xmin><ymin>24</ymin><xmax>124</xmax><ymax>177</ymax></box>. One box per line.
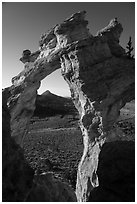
<box><xmin>23</xmin><ymin>102</ymin><xmax>135</xmax><ymax>189</ymax></box>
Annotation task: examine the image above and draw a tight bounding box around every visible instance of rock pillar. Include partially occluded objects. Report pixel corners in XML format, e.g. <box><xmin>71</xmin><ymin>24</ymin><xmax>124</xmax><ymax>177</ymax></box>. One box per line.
<box><xmin>60</xmin><ymin>38</ymin><xmax>134</xmax><ymax>201</ymax></box>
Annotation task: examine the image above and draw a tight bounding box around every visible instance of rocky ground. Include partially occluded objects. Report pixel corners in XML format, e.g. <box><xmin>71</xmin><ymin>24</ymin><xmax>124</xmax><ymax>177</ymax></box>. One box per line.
<box><xmin>23</xmin><ymin>114</ymin><xmax>82</xmax><ymax>190</ymax></box>
<box><xmin>23</xmin><ymin>100</ymin><xmax>135</xmax><ymax>190</ymax></box>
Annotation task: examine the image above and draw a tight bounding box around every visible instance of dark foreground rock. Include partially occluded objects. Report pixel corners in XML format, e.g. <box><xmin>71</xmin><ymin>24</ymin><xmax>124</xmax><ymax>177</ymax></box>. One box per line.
<box><xmin>2</xmin><ymin>89</ymin><xmax>34</xmax><ymax>201</ymax></box>
<box><xmin>89</xmin><ymin>141</ymin><xmax>135</xmax><ymax>202</ymax></box>
<box><xmin>26</xmin><ymin>173</ymin><xmax>77</xmax><ymax>202</ymax></box>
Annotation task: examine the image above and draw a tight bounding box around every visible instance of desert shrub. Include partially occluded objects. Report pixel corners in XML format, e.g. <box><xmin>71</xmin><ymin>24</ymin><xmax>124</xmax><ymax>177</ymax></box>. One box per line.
<box><xmin>126</xmin><ymin>36</ymin><xmax>134</xmax><ymax>59</ymax></box>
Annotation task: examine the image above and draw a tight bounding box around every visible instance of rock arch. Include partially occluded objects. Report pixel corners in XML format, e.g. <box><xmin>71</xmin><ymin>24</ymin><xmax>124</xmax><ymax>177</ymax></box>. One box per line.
<box><xmin>6</xmin><ymin>11</ymin><xmax>134</xmax><ymax>201</ymax></box>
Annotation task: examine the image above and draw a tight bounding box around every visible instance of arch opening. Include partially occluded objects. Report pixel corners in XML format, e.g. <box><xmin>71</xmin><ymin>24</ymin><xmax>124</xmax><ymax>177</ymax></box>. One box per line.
<box><xmin>38</xmin><ymin>69</ymin><xmax>71</xmax><ymax>97</ymax></box>
<box><xmin>23</xmin><ymin>69</ymin><xmax>83</xmax><ymax>190</ymax></box>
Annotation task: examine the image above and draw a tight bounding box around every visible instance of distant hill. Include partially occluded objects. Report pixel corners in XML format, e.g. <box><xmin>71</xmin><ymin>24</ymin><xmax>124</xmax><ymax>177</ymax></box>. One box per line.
<box><xmin>34</xmin><ymin>90</ymin><xmax>77</xmax><ymax>117</ymax></box>
<box><xmin>34</xmin><ymin>91</ymin><xmax>135</xmax><ymax>119</ymax></box>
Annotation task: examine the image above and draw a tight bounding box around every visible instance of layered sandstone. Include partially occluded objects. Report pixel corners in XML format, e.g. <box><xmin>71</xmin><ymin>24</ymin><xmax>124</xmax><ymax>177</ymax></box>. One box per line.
<box><xmin>6</xmin><ymin>11</ymin><xmax>134</xmax><ymax>201</ymax></box>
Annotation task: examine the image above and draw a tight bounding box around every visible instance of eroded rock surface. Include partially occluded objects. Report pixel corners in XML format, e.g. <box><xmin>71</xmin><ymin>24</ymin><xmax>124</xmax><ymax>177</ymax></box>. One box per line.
<box><xmin>2</xmin><ymin>89</ymin><xmax>34</xmax><ymax>201</ymax></box>
<box><xmin>6</xmin><ymin>11</ymin><xmax>135</xmax><ymax>201</ymax></box>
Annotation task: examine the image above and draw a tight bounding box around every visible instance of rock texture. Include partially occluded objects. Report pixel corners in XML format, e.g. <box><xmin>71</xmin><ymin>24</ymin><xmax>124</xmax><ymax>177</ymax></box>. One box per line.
<box><xmin>2</xmin><ymin>89</ymin><xmax>34</xmax><ymax>201</ymax></box>
<box><xmin>88</xmin><ymin>141</ymin><xmax>135</xmax><ymax>201</ymax></box>
<box><xmin>26</xmin><ymin>173</ymin><xmax>77</xmax><ymax>202</ymax></box>
<box><xmin>6</xmin><ymin>11</ymin><xmax>135</xmax><ymax>201</ymax></box>
<box><xmin>2</xmin><ymin>89</ymin><xmax>77</xmax><ymax>202</ymax></box>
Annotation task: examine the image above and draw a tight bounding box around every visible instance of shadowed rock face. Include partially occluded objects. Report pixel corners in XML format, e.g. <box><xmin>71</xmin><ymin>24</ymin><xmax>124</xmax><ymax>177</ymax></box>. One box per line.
<box><xmin>26</xmin><ymin>173</ymin><xmax>77</xmax><ymax>202</ymax></box>
<box><xmin>6</xmin><ymin>11</ymin><xmax>134</xmax><ymax>201</ymax></box>
<box><xmin>89</xmin><ymin>141</ymin><xmax>135</xmax><ymax>202</ymax></box>
<box><xmin>2</xmin><ymin>89</ymin><xmax>34</xmax><ymax>201</ymax></box>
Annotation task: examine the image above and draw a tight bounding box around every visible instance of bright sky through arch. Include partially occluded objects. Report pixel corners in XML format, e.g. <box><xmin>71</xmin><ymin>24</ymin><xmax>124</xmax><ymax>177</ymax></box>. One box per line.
<box><xmin>2</xmin><ymin>2</ymin><xmax>135</xmax><ymax>97</ymax></box>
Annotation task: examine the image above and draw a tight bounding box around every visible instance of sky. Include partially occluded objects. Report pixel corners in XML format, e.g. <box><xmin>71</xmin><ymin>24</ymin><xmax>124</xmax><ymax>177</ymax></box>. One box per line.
<box><xmin>2</xmin><ymin>2</ymin><xmax>135</xmax><ymax>96</ymax></box>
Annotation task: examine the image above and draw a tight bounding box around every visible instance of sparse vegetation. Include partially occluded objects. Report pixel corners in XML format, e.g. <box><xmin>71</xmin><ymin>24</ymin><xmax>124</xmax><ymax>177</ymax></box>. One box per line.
<box><xmin>126</xmin><ymin>36</ymin><xmax>134</xmax><ymax>59</ymax></box>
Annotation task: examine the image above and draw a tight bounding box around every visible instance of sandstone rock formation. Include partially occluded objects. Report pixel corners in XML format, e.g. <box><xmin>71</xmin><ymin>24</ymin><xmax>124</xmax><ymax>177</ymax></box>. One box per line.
<box><xmin>2</xmin><ymin>89</ymin><xmax>34</xmax><ymax>201</ymax></box>
<box><xmin>6</xmin><ymin>11</ymin><xmax>134</xmax><ymax>201</ymax></box>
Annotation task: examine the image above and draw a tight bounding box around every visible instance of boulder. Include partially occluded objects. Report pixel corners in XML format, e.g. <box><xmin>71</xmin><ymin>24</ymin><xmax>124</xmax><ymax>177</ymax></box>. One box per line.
<box><xmin>89</xmin><ymin>141</ymin><xmax>135</xmax><ymax>202</ymax></box>
<box><xmin>26</xmin><ymin>173</ymin><xmax>77</xmax><ymax>202</ymax></box>
<box><xmin>20</xmin><ymin>49</ymin><xmax>40</xmax><ymax>63</ymax></box>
